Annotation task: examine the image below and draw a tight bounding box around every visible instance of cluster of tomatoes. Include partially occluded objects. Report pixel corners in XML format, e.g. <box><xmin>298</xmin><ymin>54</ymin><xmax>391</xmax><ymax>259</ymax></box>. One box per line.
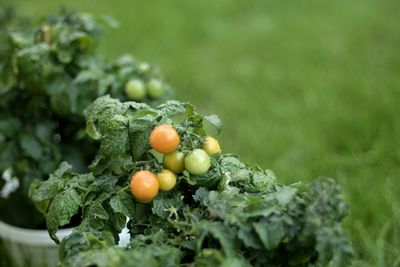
<box><xmin>125</xmin><ymin>78</ymin><xmax>166</xmax><ymax>101</ymax></box>
<box><xmin>130</xmin><ymin>124</ymin><xmax>221</xmax><ymax>202</ymax></box>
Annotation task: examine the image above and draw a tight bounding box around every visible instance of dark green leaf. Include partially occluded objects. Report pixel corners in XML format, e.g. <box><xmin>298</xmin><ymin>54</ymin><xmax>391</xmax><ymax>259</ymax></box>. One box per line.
<box><xmin>20</xmin><ymin>133</ymin><xmax>42</xmax><ymax>160</ymax></box>
<box><xmin>129</xmin><ymin>118</ymin><xmax>153</xmax><ymax>160</ymax></box>
<box><xmin>253</xmin><ymin>219</ymin><xmax>285</xmax><ymax>250</ymax></box>
<box><xmin>204</xmin><ymin>114</ymin><xmax>222</xmax><ymax>133</ymax></box>
<box><xmin>110</xmin><ymin>191</ymin><xmax>136</xmax><ymax>218</ymax></box>
<box><xmin>46</xmin><ymin>188</ymin><xmax>81</xmax><ymax>243</ymax></box>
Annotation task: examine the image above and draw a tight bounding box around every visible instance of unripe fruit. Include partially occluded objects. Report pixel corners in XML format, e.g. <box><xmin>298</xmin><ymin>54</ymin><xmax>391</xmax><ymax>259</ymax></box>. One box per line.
<box><xmin>163</xmin><ymin>151</ymin><xmax>185</xmax><ymax>174</ymax></box>
<box><xmin>202</xmin><ymin>136</ymin><xmax>221</xmax><ymax>155</ymax></box>
<box><xmin>138</xmin><ymin>62</ymin><xmax>150</xmax><ymax>73</ymax></box>
<box><xmin>156</xmin><ymin>169</ymin><xmax>177</xmax><ymax>191</ymax></box>
<box><xmin>125</xmin><ymin>79</ymin><xmax>146</xmax><ymax>100</ymax></box>
<box><xmin>184</xmin><ymin>149</ymin><xmax>211</xmax><ymax>175</ymax></box>
<box><xmin>147</xmin><ymin>79</ymin><xmax>165</xmax><ymax>99</ymax></box>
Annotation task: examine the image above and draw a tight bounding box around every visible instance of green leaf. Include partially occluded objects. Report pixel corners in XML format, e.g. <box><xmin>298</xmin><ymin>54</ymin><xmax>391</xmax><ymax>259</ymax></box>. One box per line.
<box><xmin>63</xmin><ymin>247</ymin><xmax>122</xmax><ymax>267</ymax></box>
<box><xmin>92</xmin><ymin>174</ymin><xmax>118</xmax><ymax>192</ymax></box>
<box><xmin>59</xmin><ymin>231</ymin><xmax>90</xmax><ymax>261</ymax></box>
<box><xmin>86</xmin><ymin>119</ymin><xmax>102</xmax><ymax>140</ymax></box>
<box><xmin>315</xmin><ymin>226</ymin><xmax>354</xmax><ymax>267</ymax></box>
<box><xmin>29</xmin><ymin>178</ymin><xmax>62</xmax><ymax>213</ymax></box>
<box><xmin>74</xmin><ymin>68</ymin><xmax>104</xmax><ymax>84</ymax></box>
<box><xmin>275</xmin><ymin>186</ymin><xmax>297</xmax><ymax>206</ymax></box>
<box><xmin>46</xmin><ymin>188</ymin><xmax>81</xmax><ymax>243</ymax></box>
<box><xmin>192</xmin><ymin>187</ymin><xmax>209</xmax><ymax>203</ymax></box>
<box><xmin>204</xmin><ymin>114</ymin><xmax>222</xmax><ymax>133</ymax></box>
<box><xmin>129</xmin><ymin>117</ymin><xmax>153</xmax><ymax>160</ymax></box>
<box><xmin>64</xmin><ymin>244</ymin><xmax>182</xmax><ymax>267</ymax></box>
<box><xmin>157</xmin><ymin>100</ymin><xmax>186</xmax><ymax>117</ymax></box>
<box><xmin>251</xmin><ymin>169</ymin><xmax>276</xmax><ymax>191</ymax></box>
<box><xmin>0</xmin><ymin>117</ymin><xmax>21</xmax><ymax>136</ymax></box>
<box><xmin>152</xmin><ymin>192</ymin><xmax>183</xmax><ymax>219</ymax></box>
<box><xmin>82</xmin><ymin>201</ymin><xmax>110</xmax><ymax>230</ymax></box>
<box><xmin>195</xmin><ymin>221</ymin><xmax>237</xmax><ymax>258</ymax></box>
<box><xmin>253</xmin><ymin>218</ymin><xmax>285</xmax><ymax>250</ymax></box>
<box><xmin>52</xmin><ymin>162</ymin><xmax>74</xmax><ymax>178</ymax></box>
<box><xmin>237</xmin><ymin>227</ymin><xmax>262</xmax><ymax>249</ymax></box>
<box><xmin>48</xmin><ymin>79</ymin><xmax>80</xmax><ymax>115</ymax></box>
<box><xmin>19</xmin><ymin>133</ymin><xmax>42</xmax><ymax>160</ymax></box>
<box><xmin>100</xmin><ymin>114</ymin><xmax>129</xmax><ymax>158</ymax></box>
<box><xmin>110</xmin><ymin>191</ymin><xmax>136</xmax><ymax>218</ymax></box>
<box><xmin>34</xmin><ymin>122</ymin><xmax>54</xmax><ymax>144</ymax></box>
<box><xmin>220</xmin><ymin>257</ymin><xmax>252</xmax><ymax>267</ymax></box>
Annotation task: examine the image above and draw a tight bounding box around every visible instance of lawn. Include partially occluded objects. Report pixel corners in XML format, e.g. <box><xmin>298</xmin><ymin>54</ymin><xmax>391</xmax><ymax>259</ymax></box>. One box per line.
<box><xmin>18</xmin><ymin>0</ymin><xmax>400</xmax><ymax>266</ymax></box>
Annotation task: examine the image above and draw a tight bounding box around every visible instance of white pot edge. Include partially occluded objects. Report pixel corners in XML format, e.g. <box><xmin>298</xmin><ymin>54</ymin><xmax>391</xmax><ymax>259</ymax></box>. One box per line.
<box><xmin>0</xmin><ymin>220</ymin><xmax>73</xmax><ymax>246</ymax></box>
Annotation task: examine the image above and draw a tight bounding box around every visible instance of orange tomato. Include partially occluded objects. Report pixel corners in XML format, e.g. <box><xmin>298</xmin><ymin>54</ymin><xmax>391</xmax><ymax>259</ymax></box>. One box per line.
<box><xmin>150</xmin><ymin>124</ymin><xmax>180</xmax><ymax>153</ymax></box>
<box><xmin>130</xmin><ymin>170</ymin><xmax>159</xmax><ymax>202</ymax></box>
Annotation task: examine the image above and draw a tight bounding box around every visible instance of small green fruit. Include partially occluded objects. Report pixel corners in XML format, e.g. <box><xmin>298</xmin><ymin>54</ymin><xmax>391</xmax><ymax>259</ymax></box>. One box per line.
<box><xmin>125</xmin><ymin>79</ymin><xmax>146</xmax><ymax>100</ymax></box>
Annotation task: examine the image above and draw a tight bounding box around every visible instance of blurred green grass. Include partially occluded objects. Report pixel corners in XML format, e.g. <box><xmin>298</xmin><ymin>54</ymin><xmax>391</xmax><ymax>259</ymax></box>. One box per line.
<box><xmin>18</xmin><ymin>0</ymin><xmax>400</xmax><ymax>265</ymax></box>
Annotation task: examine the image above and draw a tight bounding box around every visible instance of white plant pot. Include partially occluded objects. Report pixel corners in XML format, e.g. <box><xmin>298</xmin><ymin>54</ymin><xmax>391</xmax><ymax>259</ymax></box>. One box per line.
<box><xmin>0</xmin><ymin>219</ymin><xmax>131</xmax><ymax>267</ymax></box>
<box><xmin>0</xmin><ymin>220</ymin><xmax>73</xmax><ymax>267</ymax></box>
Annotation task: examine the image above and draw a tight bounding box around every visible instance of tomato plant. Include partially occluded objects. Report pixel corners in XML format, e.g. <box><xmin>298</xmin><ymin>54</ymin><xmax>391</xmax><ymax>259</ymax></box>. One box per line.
<box><xmin>0</xmin><ymin>8</ymin><xmax>172</xmax><ymax>229</ymax></box>
<box><xmin>30</xmin><ymin>97</ymin><xmax>353</xmax><ymax>267</ymax></box>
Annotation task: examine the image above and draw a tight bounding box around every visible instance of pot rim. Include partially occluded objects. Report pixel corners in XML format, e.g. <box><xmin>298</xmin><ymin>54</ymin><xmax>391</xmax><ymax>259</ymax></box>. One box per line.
<box><xmin>0</xmin><ymin>220</ymin><xmax>73</xmax><ymax>246</ymax></box>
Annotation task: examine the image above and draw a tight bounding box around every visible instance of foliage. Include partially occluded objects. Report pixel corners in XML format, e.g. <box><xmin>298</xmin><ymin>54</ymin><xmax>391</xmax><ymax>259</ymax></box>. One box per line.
<box><xmin>0</xmin><ymin>3</ymin><xmax>16</xmax><ymax>59</ymax></box>
<box><xmin>31</xmin><ymin>96</ymin><xmax>353</xmax><ymax>266</ymax></box>
<box><xmin>0</xmin><ymin>9</ymin><xmax>171</xmax><ymax>228</ymax></box>
<box><xmin>17</xmin><ymin>1</ymin><xmax>400</xmax><ymax>265</ymax></box>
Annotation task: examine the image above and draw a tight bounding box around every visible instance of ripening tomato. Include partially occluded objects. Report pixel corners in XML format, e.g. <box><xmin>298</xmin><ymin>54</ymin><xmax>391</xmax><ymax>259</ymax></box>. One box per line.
<box><xmin>184</xmin><ymin>149</ymin><xmax>211</xmax><ymax>175</ymax></box>
<box><xmin>130</xmin><ymin>170</ymin><xmax>159</xmax><ymax>202</ymax></box>
<box><xmin>163</xmin><ymin>150</ymin><xmax>185</xmax><ymax>174</ymax></box>
<box><xmin>125</xmin><ymin>79</ymin><xmax>146</xmax><ymax>100</ymax></box>
<box><xmin>150</xmin><ymin>124</ymin><xmax>180</xmax><ymax>154</ymax></box>
<box><xmin>156</xmin><ymin>169</ymin><xmax>177</xmax><ymax>191</ymax></box>
<box><xmin>202</xmin><ymin>136</ymin><xmax>221</xmax><ymax>155</ymax></box>
<box><xmin>147</xmin><ymin>79</ymin><xmax>165</xmax><ymax>99</ymax></box>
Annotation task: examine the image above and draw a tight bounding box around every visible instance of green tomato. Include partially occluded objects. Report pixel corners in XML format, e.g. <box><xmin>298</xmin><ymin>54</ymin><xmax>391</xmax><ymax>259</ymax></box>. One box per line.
<box><xmin>138</xmin><ymin>62</ymin><xmax>150</xmax><ymax>73</ymax></box>
<box><xmin>147</xmin><ymin>79</ymin><xmax>165</xmax><ymax>99</ymax></box>
<box><xmin>163</xmin><ymin>150</ymin><xmax>185</xmax><ymax>174</ymax></box>
<box><xmin>125</xmin><ymin>79</ymin><xmax>146</xmax><ymax>100</ymax></box>
<box><xmin>184</xmin><ymin>149</ymin><xmax>211</xmax><ymax>175</ymax></box>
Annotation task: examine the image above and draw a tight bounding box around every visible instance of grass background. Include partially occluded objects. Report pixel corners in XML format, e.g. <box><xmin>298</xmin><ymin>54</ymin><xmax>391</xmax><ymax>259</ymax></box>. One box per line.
<box><xmin>16</xmin><ymin>0</ymin><xmax>400</xmax><ymax>266</ymax></box>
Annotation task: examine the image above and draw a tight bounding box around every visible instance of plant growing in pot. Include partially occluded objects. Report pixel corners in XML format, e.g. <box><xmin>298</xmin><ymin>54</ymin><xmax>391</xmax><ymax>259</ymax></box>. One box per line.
<box><xmin>0</xmin><ymin>8</ymin><xmax>172</xmax><ymax>267</ymax></box>
<box><xmin>30</xmin><ymin>96</ymin><xmax>354</xmax><ymax>266</ymax></box>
